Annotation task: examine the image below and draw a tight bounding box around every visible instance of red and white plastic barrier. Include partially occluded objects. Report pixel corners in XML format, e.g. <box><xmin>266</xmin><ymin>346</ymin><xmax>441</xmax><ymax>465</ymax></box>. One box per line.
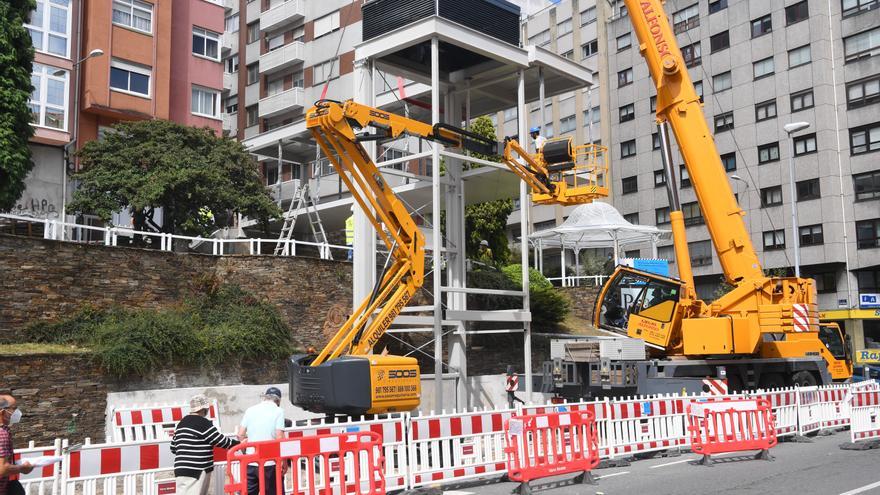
<box><xmin>816</xmin><ymin>384</ymin><xmax>851</xmax><ymax>429</ymax></box>
<box><xmin>109</xmin><ymin>401</ymin><xmax>221</xmax><ymax>442</ymax></box>
<box><xmin>796</xmin><ymin>386</ymin><xmax>822</xmax><ymax>436</ymax></box>
<box><xmin>849</xmin><ymin>383</ymin><xmax>880</xmax><ymax>443</ymax></box>
<box><xmin>750</xmin><ymin>388</ymin><xmax>798</xmax><ymax>437</ymax></box>
<box><xmin>407</xmin><ymin>408</ymin><xmax>514</xmax><ymax>488</ymax></box>
<box><xmin>601</xmin><ymin>395</ymin><xmax>689</xmax><ymax>458</ymax></box>
<box><xmin>687</xmin><ymin>398</ymin><xmax>777</xmax><ymax>465</ymax></box>
<box><xmin>11</xmin><ymin>439</ymin><xmax>63</xmax><ymax>495</ymax></box>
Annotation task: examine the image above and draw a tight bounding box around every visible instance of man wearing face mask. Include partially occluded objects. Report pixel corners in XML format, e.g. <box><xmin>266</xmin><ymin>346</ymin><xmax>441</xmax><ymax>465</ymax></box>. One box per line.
<box><xmin>0</xmin><ymin>395</ymin><xmax>32</xmax><ymax>495</ymax></box>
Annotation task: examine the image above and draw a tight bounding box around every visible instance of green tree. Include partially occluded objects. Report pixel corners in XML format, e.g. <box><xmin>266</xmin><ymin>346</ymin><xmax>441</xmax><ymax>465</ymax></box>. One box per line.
<box><xmin>0</xmin><ymin>0</ymin><xmax>36</xmax><ymax>211</ymax></box>
<box><xmin>68</xmin><ymin>119</ymin><xmax>281</xmax><ymax>235</ymax></box>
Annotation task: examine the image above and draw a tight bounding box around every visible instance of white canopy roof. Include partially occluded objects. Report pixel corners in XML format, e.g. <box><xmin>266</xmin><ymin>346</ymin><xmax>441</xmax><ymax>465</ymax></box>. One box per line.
<box><xmin>531</xmin><ymin>202</ymin><xmax>672</xmax><ymax>251</ymax></box>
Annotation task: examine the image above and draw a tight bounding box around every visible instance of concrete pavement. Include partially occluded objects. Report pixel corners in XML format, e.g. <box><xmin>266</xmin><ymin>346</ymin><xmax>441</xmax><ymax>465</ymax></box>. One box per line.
<box><xmin>442</xmin><ymin>431</ymin><xmax>880</xmax><ymax>495</ymax></box>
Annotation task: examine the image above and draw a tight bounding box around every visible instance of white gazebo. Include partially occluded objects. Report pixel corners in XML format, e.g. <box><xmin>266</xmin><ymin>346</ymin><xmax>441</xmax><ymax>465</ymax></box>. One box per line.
<box><xmin>531</xmin><ymin>202</ymin><xmax>672</xmax><ymax>285</ymax></box>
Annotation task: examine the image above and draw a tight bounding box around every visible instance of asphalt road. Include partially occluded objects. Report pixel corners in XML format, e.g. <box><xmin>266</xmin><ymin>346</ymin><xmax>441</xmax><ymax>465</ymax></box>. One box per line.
<box><xmin>442</xmin><ymin>431</ymin><xmax>880</xmax><ymax>495</ymax></box>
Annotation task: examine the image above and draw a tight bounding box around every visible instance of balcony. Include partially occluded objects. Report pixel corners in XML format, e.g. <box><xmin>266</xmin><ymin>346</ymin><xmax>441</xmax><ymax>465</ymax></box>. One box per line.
<box><xmin>223</xmin><ymin>113</ymin><xmax>238</xmax><ymax>134</ymax></box>
<box><xmin>223</xmin><ymin>72</ymin><xmax>236</xmax><ymax>92</ymax></box>
<box><xmin>222</xmin><ymin>31</ymin><xmax>238</xmax><ymax>54</ymax></box>
<box><xmin>260</xmin><ymin>0</ymin><xmax>304</xmax><ymax>33</ymax></box>
<box><xmin>258</xmin><ymin>87</ymin><xmax>304</xmax><ymax>118</ymax></box>
<box><xmin>260</xmin><ymin>42</ymin><xmax>304</xmax><ymax>74</ymax></box>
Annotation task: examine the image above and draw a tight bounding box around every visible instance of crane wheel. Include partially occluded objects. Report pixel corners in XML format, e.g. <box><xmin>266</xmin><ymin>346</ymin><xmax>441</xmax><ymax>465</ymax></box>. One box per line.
<box><xmin>791</xmin><ymin>371</ymin><xmax>818</xmax><ymax>387</ymax></box>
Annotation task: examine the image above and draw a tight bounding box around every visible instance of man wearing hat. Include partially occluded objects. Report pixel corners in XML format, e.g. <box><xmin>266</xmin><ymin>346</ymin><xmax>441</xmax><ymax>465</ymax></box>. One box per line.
<box><xmin>237</xmin><ymin>387</ymin><xmax>286</xmax><ymax>495</ymax></box>
<box><xmin>529</xmin><ymin>126</ymin><xmax>546</xmax><ymax>153</ymax></box>
<box><xmin>477</xmin><ymin>239</ymin><xmax>494</xmax><ymax>266</ymax></box>
<box><xmin>171</xmin><ymin>395</ymin><xmax>239</xmax><ymax>495</ymax></box>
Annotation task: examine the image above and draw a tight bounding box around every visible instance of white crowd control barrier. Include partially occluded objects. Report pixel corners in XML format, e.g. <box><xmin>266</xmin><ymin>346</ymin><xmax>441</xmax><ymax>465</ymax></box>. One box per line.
<box><xmin>408</xmin><ymin>408</ymin><xmax>514</xmax><ymax>488</ymax></box>
<box><xmin>12</xmin><ymin>439</ymin><xmax>63</xmax><ymax>495</ymax></box>
<box><xmin>13</xmin><ymin>380</ymin><xmax>879</xmax><ymax>494</ymax></box>
<box><xmin>796</xmin><ymin>386</ymin><xmax>823</xmax><ymax>436</ymax></box>
<box><xmin>109</xmin><ymin>401</ymin><xmax>221</xmax><ymax>442</ymax></box>
<box><xmin>285</xmin><ymin>414</ymin><xmax>408</xmax><ymax>491</ymax></box>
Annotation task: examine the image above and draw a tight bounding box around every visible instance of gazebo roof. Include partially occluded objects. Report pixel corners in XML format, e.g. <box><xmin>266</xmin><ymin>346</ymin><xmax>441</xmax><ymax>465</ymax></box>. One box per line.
<box><xmin>531</xmin><ymin>202</ymin><xmax>672</xmax><ymax>250</ymax></box>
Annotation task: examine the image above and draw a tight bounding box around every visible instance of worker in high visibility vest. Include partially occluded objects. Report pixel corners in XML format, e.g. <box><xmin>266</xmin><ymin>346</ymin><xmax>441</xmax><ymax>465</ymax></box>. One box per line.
<box><xmin>344</xmin><ymin>213</ymin><xmax>354</xmax><ymax>261</ymax></box>
<box><xmin>505</xmin><ymin>365</ymin><xmax>525</xmax><ymax>408</ymax></box>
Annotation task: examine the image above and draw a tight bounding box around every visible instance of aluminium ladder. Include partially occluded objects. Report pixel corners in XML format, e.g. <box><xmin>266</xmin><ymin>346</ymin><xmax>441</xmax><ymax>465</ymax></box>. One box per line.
<box><xmin>273</xmin><ymin>180</ymin><xmax>331</xmax><ymax>257</ymax></box>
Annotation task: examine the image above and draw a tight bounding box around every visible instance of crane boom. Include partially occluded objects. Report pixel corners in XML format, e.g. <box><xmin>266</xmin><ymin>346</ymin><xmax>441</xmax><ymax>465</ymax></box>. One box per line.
<box><xmin>624</xmin><ymin>0</ymin><xmax>762</xmax><ymax>285</ymax></box>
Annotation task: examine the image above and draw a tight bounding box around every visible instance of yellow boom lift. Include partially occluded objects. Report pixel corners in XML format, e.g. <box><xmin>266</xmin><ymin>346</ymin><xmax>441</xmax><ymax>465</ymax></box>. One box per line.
<box><xmin>289</xmin><ymin>99</ymin><xmax>607</xmax><ymax>415</ymax></box>
<box><xmin>571</xmin><ymin>0</ymin><xmax>851</xmax><ymax>396</ymax></box>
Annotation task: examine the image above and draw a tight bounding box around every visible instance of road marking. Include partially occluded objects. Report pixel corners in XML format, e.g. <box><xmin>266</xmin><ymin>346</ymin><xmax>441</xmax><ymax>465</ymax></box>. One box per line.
<box><xmin>840</xmin><ymin>481</ymin><xmax>880</xmax><ymax>495</ymax></box>
<box><xmin>595</xmin><ymin>471</ymin><xmax>630</xmax><ymax>480</ymax></box>
<box><xmin>649</xmin><ymin>458</ymin><xmax>695</xmax><ymax>469</ymax></box>
<box><xmin>443</xmin><ymin>492</ymin><xmax>474</xmax><ymax>495</ymax></box>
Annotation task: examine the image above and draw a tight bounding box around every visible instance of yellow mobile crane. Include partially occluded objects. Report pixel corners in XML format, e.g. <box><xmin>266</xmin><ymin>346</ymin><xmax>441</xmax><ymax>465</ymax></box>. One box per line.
<box><xmin>545</xmin><ymin>0</ymin><xmax>851</xmax><ymax>398</ymax></box>
<box><xmin>289</xmin><ymin>99</ymin><xmax>607</xmax><ymax>415</ymax></box>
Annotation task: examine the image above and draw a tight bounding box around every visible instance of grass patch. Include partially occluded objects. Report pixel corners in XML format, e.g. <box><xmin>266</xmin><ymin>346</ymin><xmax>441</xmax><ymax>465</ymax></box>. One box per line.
<box><xmin>23</xmin><ymin>283</ymin><xmax>293</xmax><ymax>376</ymax></box>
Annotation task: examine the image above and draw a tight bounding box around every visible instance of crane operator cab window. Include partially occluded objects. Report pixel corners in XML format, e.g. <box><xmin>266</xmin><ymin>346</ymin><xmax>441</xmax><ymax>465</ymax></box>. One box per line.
<box><xmin>818</xmin><ymin>323</ymin><xmax>848</xmax><ymax>361</ymax></box>
<box><xmin>596</xmin><ymin>269</ymin><xmax>681</xmax><ymax>331</ymax></box>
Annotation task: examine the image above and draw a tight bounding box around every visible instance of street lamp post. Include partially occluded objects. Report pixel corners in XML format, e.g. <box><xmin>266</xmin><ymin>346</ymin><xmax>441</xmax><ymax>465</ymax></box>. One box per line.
<box><xmin>61</xmin><ymin>48</ymin><xmax>104</xmax><ymax>226</ymax></box>
<box><xmin>783</xmin><ymin>121</ymin><xmax>811</xmax><ymax>278</ymax></box>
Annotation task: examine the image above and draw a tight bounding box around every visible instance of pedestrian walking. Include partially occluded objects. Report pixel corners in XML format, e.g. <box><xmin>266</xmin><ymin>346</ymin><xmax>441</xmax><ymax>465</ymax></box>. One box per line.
<box><xmin>0</xmin><ymin>394</ymin><xmax>33</xmax><ymax>495</ymax></box>
<box><xmin>237</xmin><ymin>387</ymin><xmax>286</xmax><ymax>495</ymax></box>
<box><xmin>171</xmin><ymin>395</ymin><xmax>239</xmax><ymax>495</ymax></box>
<box><xmin>506</xmin><ymin>366</ymin><xmax>525</xmax><ymax>408</ymax></box>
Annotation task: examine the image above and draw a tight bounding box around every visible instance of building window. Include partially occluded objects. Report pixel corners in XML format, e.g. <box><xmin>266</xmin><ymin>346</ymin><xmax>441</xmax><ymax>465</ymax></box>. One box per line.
<box><xmin>753</xmin><ymin>57</ymin><xmax>775</xmax><ymax>79</ymax></box>
<box><xmin>314</xmin><ymin>58</ymin><xmax>339</xmax><ymax>84</ymax></box>
<box><xmin>680</xmin><ymin>165</ymin><xmax>691</xmax><ymax>188</ymax></box>
<box><xmin>654</xmin><ymin>169</ymin><xmax>666</xmax><ymax>186</ymax></box>
<box><xmin>109</xmin><ymin>59</ymin><xmax>151</xmax><ymax>97</ymax></box>
<box><xmin>246</xmin><ymin>63</ymin><xmax>258</xmax><ymax>85</ymax></box>
<box><xmin>709</xmin><ymin>0</ymin><xmax>728</xmax><ymax>14</ymax></box>
<box><xmin>560</xmin><ymin>115</ymin><xmax>576</xmax><ymax>133</ymax></box>
<box><xmin>799</xmin><ymin>224</ymin><xmax>824</xmax><ymax>246</ymax></box>
<box><xmin>694</xmin><ymin>81</ymin><xmax>703</xmax><ymax>102</ymax></box>
<box><xmin>850</xmin><ymin>122</ymin><xmax>880</xmax><ymax>155</ymax></box>
<box><xmin>618</xmin><ymin>68</ymin><xmax>633</xmax><ymax>87</ymax></box>
<box><xmin>857</xmin><ymin>219</ymin><xmax>880</xmax><ymax>248</ymax></box>
<box><xmin>763</xmin><ymin>229</ymin><xmax>786</xmax><ymax>250</ymax></box>
<box><xmin>583</xmin><ymin>106</ymin><xmax>600</xmax><ymax>125</ymax></box>
<box><xmin>681</xmin><ymin>42</ymin><xmax>701</xmax><ymax>67</ymax></box>
<box><xmin>854</xmin><ymin>171</ymin><xmax>880</xmax><ymax>201</ymax></box>
<box><xmin>581</xmin><ymin>7</ymin><xmax>596</xmax><ymax>25</ymax></box>
<box><xmin>528</xmin><ymin>29</ymin><xmax>550</xmax><ymax>47</ymax></box>
<box><xmin>710</xmin><ymin>30</ymin><xmax>730</xmax><ymax>53</ymax></box>
<box><xmin>225</xmin><ymin>13</ymin><xmax>239</xmax><ymax>33</ymax></box>
<box><xmin>246</xmin><ymin>105</ymin><xmax>258</xmax><ymax>127</ymax></box>
<box><xmin>193</xmin><ymin>27</ymin><xmax>221</xmax><ymax>61</ymax></box>
<box><xmin>786</xmin><ymin>0</ymin><xmax>809</xmax><ymax>25</ymax></box>
<box><xmin>191</xmin><ymin>86</ymin><xmax>219</xmax><ymax>118</ymax></box>
<box><xmin>617</xmin><ymin>33</ymin><xmax>632</xmax><ymax>51</ymax></box>
<box><xmin>621</xmin><ymin>139</ymin><xmax>636</xmax><ymax>158</ymax></box>
<box><xmin>314</xmin><ymin>11</ymin><xmax>340</xmax><ymax>39</ymax></box>
<box><xmin>842</xmin><ymin>0</ymin><xmax>879</xmax><ymax>17</ymax></box>
<box><xmin>504</xmin><ymin>108</ymin><xmax>517</xmax><ymax>122</ymax></box>
<box><xmin>26</xmin><ymin>0</ymin><xmax>72</xmax><ymax>57</ymax></box>
<box><xmin>622</xmin><ymin>176</ymin><xmax>638</xmax><ymax>194</ymax></box>
<box><xmin>682</xmin><ymin>201</ymin><xmax>703</xmax><ymax>226</ymax></box>
<box><xmin>293</xmin><ymin>70</ymin><xmax>304</xmax><ymax>88</ymax></box>
<box><xmin>758</xmin><ymin>142</ymin><xmax>780</xmax><ymax>164</ymax></box>
<box><xmin>689</xmin><ymin>240</ymin><xmax>713</xmax><ymax>266</ymax></box>
<box><xmin>812</xmin><ymin>272</ymin><xmax>837</xmax><ymax>293</ymax></box>
<box><xmin>656</xmin><ymin>207</ymin><xmax>671</xmax><ymax>225</ymax></box>
<box><xmin>28</xmin><ymin>63</ymin><xmax>68</xmax><ymax>130</ymax></box>
<box><xmin>755</xmin><ymin>99</ymin><xmax>776</xmax><ymax>121</ymax></box>
<box><xmin>562</xmin><ymin>50</ymin><xmax>573</xmax><ymax>60</ymax></box>
<box><xmin>657</xmin><ymin>245</ymin><xmax>675</xmax><ymax>263</ymax></box>
<box><xmin>797</xmin><ymin>178</ymin><xmax>821</xmax><ymax>201</ymax></box>
<box><xmin>859</xmin><ymin>269</ymin><xmax>880</xmax><ymax>292</ymax></box>
<box><xmin>714</xmin><ymin>111</ymin><xmax>734</xmax><ymax>132</ymax></box>
<box><xmin>557</xmin><ymin>19</ymin><xmax>572</xmax><ymax>36</ymax></box>
<box><xmin>794</xmin><ymin>133</ymin><xmax>817</xmax><ymax>155</ymax></box>
<box><xmin>650</xmin><ymin>95</ymin><xmax>657</xmax><ymax>112</ymax></box>
<box><xmin>247</xmin><ymin>22</ymin><xmax>260</xmax><ymax>43</ymax></box>
<box><xmin>112</xmin><ymin>0</ymin><xmax>152</xmax><ymax>34</ymax></box>
<box><xmin>266</xmin><ymin>33</ymin><xmax>284</xmax><ymax>51</ymax></box>
<box><xmin>845</xmin><ymin>27</ymin><xmax>880</xmax><ymax>62</ymax></box>
<box><xmin>224</xmin><ymin>95</ymin><xmax>238</xmax><ymax>114</ymax></box>
<box><xmin>226</xmin><ymin>55</ymin><xmax>239</xmax><ymax>74</ymax></box>
<box><xmin>721</xmin><ymin>152</ymin><xmax>736</xmax><ymax>171</ymax></box>
<box><xmin>751</xmin><ymin>14</ymin><xmax>772</xmax><ymax>38</ymax></box>
<box><xmin>789</xmin><ymin>45</ymin><xmax>811</xmax><ymax>68</ymax></box>
<box><xmin>790</xmin><ymin>89</ymin><xmax>814</xmax><ymax>112</ymax></box>
<box><xmin>761</xmin><ymin>185</ymin><xmax>783</xmax><ymax>206</ymax></box>
<box><xmin>847</xmin><ymin>75</ymin><xmax>880</xmax><ymax>109</ymax></box>
<box><xmin>672</xmin><ymin>4</ymin><xmax>700</xmax><ymax>34</ymax></box>
<box><xmin>581</xmin><ymin>39</ymin><xmax>599</xmax><ymax>59</ymax></box>
<box><xmin>619</xmin><ymin>103</ymin><xmax>635</xmax><ymax>122</ymax></box>
<box><xmin>652</xmin><ymin>133</ymin><xmax>661</xmax><ymax>150</ymax></box>
<box><xmin>713</xmin><ymin>71</ymin><xmax>732</xmax><ymax>92</ymax></box>
<box><xmin>624</xmin><ymin>249</ymin><xmax>641</xmax><ymax>258</ymax></box>
<box><xmin>266</xmin><ymin>74</ymin><xmax>284</xmax><ymax>96</ymax></box>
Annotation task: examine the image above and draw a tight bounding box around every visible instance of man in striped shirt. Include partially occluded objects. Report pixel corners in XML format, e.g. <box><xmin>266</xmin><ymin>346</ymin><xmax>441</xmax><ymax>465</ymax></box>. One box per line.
<box><xmin>171</xmin><ymin>395</ymin><xmax>239</xmax><ymax>495</ymax></box>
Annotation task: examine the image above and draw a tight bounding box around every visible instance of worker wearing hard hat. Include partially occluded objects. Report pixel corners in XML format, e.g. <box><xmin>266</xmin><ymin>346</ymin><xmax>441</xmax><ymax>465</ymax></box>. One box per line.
<box><xmin>477</xmin><ymin>239</ymin><xmax>494</xmax><ymax>266</ymax></box>
<box><xmin>530</xmin><ymin>126</ymin><xmax>546</xmax><ymax>154</ymax></box>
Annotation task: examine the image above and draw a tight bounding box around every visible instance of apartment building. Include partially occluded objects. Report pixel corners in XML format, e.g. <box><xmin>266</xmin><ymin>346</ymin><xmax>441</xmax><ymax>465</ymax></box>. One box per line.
<box><xmin>602</xmin><ymin>0</ymin><xmax>880</xmax><ymax>349</ymax></box>
<box><xmin>14</xmin><ymin>0</ymin><xmax>225</xmax><ymax>222</ymax></box>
